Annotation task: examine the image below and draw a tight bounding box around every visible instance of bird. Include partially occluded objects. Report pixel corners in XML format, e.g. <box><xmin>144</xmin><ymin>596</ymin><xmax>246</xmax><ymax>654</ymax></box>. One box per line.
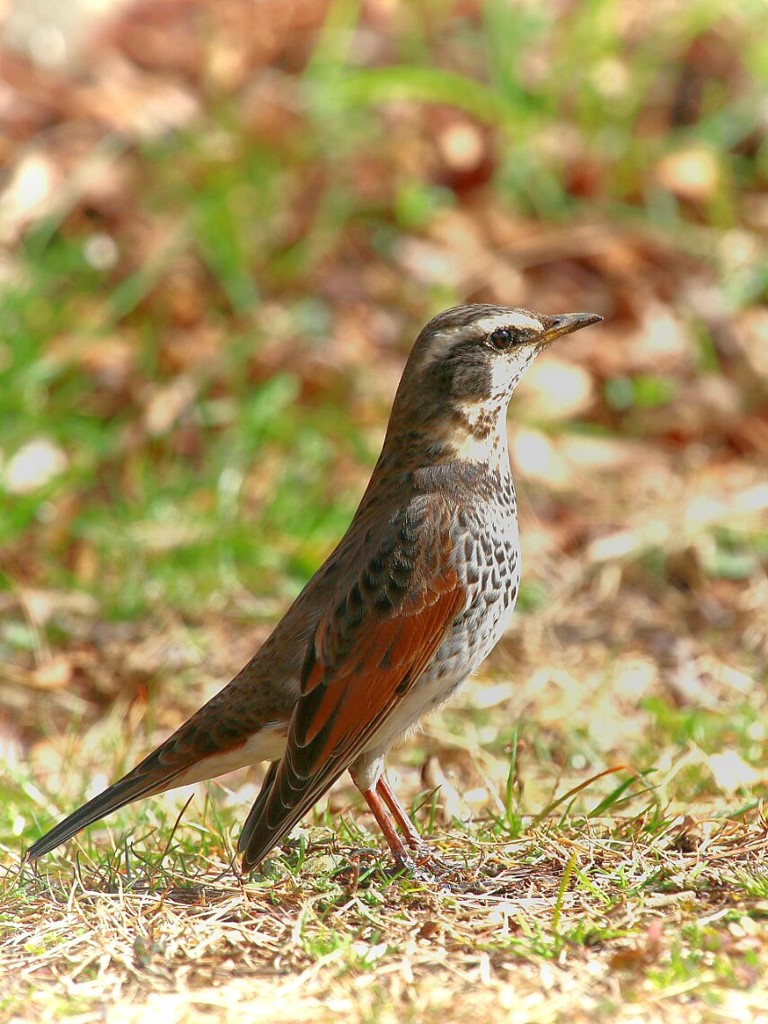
<box><xmin>25</xmin><ymin>304</ymin><xmax>602</xmax><ymax>875</ymax></box>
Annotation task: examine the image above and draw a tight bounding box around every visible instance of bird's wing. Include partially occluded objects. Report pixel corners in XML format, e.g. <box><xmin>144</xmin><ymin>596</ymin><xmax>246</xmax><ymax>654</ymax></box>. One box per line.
<box><xmin>238</xmin><ymin>497</ymin><xmax>466</xmax><ymax>869</ymax></box>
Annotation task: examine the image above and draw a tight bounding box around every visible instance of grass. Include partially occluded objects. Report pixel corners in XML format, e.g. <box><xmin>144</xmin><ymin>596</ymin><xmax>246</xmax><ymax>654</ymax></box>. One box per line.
<box><xmin>5</xmin><ymin>796</ymin><xmax>768</xmax><ymax>1022</ymax></box>
<box><xmin>2</xmin><ymin>0</ymin><xmax>768</xmax><ymax>1020</ymax></box>
<box><xmin>5</xmin><ymin>656</ymin><xmax>768</xmax><ymax>1021</ymax></box>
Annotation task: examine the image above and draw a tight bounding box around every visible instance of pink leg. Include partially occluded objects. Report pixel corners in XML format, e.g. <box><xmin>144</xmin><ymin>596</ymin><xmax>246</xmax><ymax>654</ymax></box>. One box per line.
<box><xmin>375</xmin><ymin>775</ymin><xmax>424</xmax><ymax>850</ymax></box>
<box><xmin>362</xmin><ymin>786</ymin><xmax>417</xmax><ymax>872</ymax></box>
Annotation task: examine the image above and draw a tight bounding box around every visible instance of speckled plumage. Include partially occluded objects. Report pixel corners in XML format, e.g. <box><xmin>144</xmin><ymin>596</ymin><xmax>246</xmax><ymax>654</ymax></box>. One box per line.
<box><xmin>26</xmin><ymin>304</ymin><xmax>602</xmax><ymax>873</ymax></box>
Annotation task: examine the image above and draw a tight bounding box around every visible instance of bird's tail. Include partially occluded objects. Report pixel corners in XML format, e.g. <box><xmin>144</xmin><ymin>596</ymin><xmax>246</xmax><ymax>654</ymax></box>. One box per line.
<box><xmin>24</xmin><ymin>748</ymin><xmax>184</xmax><ymax>863</ymax></box>
<box><xmin>236</xmin><ymin>760</ymin><xmax>280</xmax><ymax>857</ymax></box>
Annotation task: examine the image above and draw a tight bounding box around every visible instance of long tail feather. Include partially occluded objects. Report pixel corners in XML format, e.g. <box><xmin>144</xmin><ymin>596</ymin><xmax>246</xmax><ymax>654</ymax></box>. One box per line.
<box><xmin>24</xmin><ymin>751</ymin><xmax>182</xmax><ymax>862</ymax></box>
<box><xmin>236</xmin><ymin>760</ymin><xmax>280</xmax><ymax>857</ymax></box>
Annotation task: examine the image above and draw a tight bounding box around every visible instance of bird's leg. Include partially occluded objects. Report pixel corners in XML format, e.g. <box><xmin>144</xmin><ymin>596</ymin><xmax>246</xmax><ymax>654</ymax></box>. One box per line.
<box><xmin>375</xmin><ymin>775</ymin><xmax>451</xmax><ymax>873</ymax></box>
<box><xmin>361</xmin><ymin>786</ymin><xmax>419</xmax><ymax>875</ymax></box>
<box><xmin>363</xmin><ymin>781</ymin><xmax>511</xmax><ymax>894</ymax></box>
<box><xmin>373</xmin><ymin>776</ymin><xmax>515</xmax><ymax>894</ymax></box>
<box><xmin>358</xmin><ymin>773</ymin><xmax>452</xmax><ymax>878</ymax></box>
<box><xmin>375</xmin><ymin>777</ymin><xmax>428</xmax><ymax>852</ymax></box>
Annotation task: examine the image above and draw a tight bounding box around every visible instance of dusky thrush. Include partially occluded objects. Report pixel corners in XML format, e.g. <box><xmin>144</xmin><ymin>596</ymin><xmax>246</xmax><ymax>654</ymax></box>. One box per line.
<box><xmin>26</xmin><ymin>304</ymin><xmax>602</xmax><ymax>873</ymax></box>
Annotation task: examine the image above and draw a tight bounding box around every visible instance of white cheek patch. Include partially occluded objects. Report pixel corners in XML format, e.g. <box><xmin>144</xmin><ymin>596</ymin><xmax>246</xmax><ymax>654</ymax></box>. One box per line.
<box><xmin>490</xmin><ymin>347</ymin><xmax>538</xmax><ymax>397</ymax></box>
<box><xmin>490</xmin><ymin>357</ymin><xmax>514</xmax><ymax>395</ymax></box>
<box><xmin>456</xmin><ymin>349</ymin><xmax>538</xmax><ymax>426</ymax></box>
<box><xmin>474</xmin><ymin>311</ymin><xmax>544</xmax><ymax>334</ymax></box>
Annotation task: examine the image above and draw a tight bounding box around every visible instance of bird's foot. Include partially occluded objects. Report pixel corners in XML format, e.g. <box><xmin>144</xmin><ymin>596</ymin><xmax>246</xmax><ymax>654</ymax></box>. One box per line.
<box><xmin>409</xmin><ymin>843</ymin><xmax>458</xmax><ymax>876</ymax></box>
<box><xmin>387</xmin><ymin>843</ymin><xmax>468</xmax><ymax>889</ymax></box>
<box><xmin>396</xmin><ymin>847</ymin><xmax>533</xmax><ymax>895</ymax></box>
<box><xmin>348</xmin><ymin>842</ymin><xmax>527</xmax><ymax>895</ymax></box>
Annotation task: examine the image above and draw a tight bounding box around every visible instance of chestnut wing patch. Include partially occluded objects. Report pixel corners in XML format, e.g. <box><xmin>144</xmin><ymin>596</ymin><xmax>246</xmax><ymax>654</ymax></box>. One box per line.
<box><xmin>296</xmin><ymin>568</ymin><xmax>464</xmax><ymax>759</ymax></box>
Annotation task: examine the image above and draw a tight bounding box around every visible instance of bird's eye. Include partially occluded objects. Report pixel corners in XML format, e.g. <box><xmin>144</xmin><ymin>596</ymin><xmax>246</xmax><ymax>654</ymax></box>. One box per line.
<box><xmin>488</xmin><ymin>327</ymin><xmax>515</xmax><ymax>351</ymax></box>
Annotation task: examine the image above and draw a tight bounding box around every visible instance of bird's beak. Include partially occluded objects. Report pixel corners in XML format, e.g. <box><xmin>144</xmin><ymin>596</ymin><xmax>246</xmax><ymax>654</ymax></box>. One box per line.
<box><xmin>540</xmin><ymin>312</ymin><xmax>603</xmax><ymax>346</ymax></box>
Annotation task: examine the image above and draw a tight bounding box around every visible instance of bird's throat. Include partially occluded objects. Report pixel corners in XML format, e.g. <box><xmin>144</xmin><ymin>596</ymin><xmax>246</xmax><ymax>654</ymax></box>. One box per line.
<box><xmin>441</xmin><ymin>401</ymin><xmax>511</xmax><ymax>471</ymax></box>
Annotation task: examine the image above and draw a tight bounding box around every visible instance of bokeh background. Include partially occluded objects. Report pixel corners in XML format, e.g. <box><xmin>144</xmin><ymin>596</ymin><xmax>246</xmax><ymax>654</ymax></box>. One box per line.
<box><xmin>2</xmin><ymin>0</ymin><xmax>767</xmax><ymax>867</ymax></box>
<box><xmin>3</xmin><ymin>1</ymin><xmax>768</xmax><ymax>1018</ymax></box>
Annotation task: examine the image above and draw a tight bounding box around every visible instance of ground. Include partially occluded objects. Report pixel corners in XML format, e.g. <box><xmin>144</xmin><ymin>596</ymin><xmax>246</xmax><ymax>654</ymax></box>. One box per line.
<box><xmin>1</xmin><ymin>1</ymin><xmax>767</xmax><ymax>1021</ymax></box>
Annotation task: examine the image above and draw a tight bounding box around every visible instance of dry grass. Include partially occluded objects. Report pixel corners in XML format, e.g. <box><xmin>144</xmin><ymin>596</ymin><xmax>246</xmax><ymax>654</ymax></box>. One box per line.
<box><xmin>5</xmin><ymin>814</ymin><xmax>768</xmax><ymax>1024</ymax></box>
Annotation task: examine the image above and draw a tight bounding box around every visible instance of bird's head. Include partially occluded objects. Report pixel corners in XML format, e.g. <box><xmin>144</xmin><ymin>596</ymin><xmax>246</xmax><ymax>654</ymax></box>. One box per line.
<box><xmin>385</xmin><ymin>304</ymin><xmax>603</xmax><ymax>466</ymax></box>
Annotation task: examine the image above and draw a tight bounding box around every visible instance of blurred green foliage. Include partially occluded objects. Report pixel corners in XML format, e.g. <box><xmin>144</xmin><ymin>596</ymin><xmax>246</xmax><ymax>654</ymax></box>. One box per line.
<box><xmin>1</xmin><ymin>0</ymin><xmax>765</xmax><ymax>623</ymax></box>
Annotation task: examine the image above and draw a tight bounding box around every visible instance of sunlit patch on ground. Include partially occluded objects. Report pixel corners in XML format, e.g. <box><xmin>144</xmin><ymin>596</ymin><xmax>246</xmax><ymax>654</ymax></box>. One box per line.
<box><xmin>1</xmin><ymin>0</ymin><xmax>767</xmax><ymax>1020</ymax></box>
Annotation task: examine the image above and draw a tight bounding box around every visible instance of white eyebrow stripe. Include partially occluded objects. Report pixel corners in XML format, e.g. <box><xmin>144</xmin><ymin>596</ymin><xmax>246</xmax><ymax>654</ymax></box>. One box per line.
<box><xmin>475</xmin><ymin>311</ymin><xmax>543</xmax><ymax>333</ymax></box>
